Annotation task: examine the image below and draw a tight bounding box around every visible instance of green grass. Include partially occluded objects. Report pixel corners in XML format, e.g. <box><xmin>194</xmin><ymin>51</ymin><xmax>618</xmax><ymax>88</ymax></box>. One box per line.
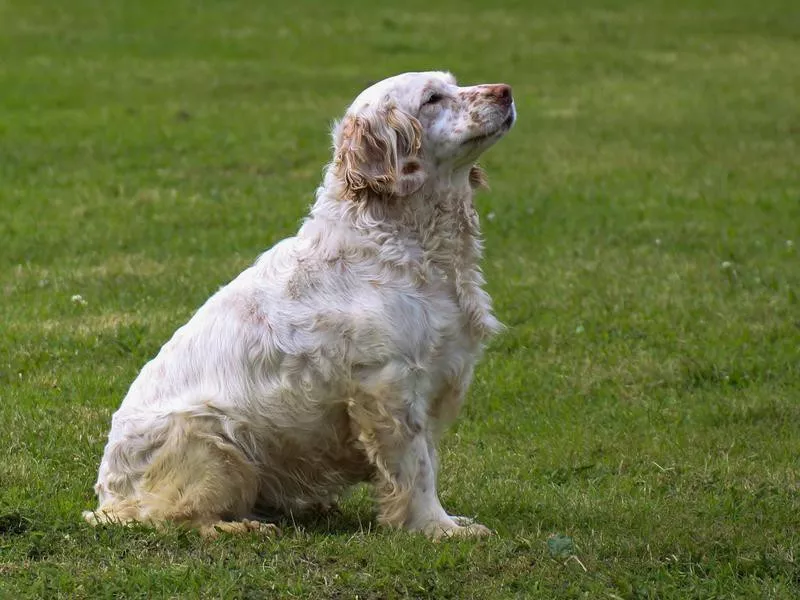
<box><xmin>1</xmin><ymin>0</ymin><xmax>799</xmax><ymax>597</ymax></box>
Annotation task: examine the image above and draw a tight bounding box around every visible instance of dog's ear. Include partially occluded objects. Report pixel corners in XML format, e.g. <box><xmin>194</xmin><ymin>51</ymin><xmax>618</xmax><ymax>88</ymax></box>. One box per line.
<box><xmin>469</xmin><ymin>164</ymin><xmax>489</xmax><ymax>190</ymax></box>
<box><xmin>334</xmin><ymin>107</ymin><xmax>426</xmax><ymax>201</ymax></box>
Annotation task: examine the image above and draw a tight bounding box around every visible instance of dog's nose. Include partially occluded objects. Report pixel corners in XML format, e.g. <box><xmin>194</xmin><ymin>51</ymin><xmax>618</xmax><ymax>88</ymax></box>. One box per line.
<box><xmin>483</xmin><ymin>84</ymin><xmax>513</xmax><ymax>107</ymax></box>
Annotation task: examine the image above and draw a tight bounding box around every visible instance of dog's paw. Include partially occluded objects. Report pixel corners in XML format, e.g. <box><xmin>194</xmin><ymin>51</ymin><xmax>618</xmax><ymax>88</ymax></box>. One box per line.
<box><xmin>201</xmin><ymin>519</ymin><xmax>281</xmax><ymax>538</ymax></box>
<box><xmin>422</xmin><ymin>520</ymin><xmax>493</xmax><ymax>540</ymax></box>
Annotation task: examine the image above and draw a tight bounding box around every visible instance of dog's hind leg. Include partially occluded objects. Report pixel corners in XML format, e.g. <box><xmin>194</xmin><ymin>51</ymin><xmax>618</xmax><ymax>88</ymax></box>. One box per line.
<box><xmin>86</xmin><ymin>414</ymin><xmax>278</xmax><ymax>537</ymax></box>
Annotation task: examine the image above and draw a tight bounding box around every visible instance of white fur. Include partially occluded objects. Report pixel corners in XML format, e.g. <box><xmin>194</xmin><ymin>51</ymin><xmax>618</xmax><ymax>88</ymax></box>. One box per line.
<box><xmin>84</xmin><ymin>71</ymin><xmax>516</xmax><ymax>539</ymax></box>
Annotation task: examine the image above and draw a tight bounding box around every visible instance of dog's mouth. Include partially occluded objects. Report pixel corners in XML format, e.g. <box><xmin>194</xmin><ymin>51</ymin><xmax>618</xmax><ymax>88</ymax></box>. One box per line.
<box><xmin>464</xmin><ymin>106</ymin><xmax>516</xmax><ymax>145</ymax></box>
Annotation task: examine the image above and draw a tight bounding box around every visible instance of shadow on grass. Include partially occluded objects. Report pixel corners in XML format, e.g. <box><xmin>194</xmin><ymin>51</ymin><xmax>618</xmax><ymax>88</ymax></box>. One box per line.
<box><xmin>261</xmin><ymin>502</ymin><xmax>378</xmax><ymax>537</ymax></box>
<box><xmin>0</xmin><ymin>511</ymin><xmax>31</xmax><ymax>535</ymax></box>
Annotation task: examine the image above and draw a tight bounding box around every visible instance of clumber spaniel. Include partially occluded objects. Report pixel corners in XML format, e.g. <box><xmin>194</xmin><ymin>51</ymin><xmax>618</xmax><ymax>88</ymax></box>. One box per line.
<box><xmin>84</xmin><ymin>71</ymin><xmax>515</xmax><ymax>539</ymax></box>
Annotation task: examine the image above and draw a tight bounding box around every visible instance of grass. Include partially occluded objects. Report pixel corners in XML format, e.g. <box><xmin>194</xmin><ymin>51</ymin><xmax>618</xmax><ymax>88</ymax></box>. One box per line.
<box><xmin>1</xmin><ymin>0</ymin><xmax>799</xmax><ymax>597</ymax></box>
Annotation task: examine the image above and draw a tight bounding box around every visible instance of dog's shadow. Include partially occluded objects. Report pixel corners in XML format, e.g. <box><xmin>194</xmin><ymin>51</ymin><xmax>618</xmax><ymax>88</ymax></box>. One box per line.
<box><xmin>257</xmin><ymin>489</ymin><xmax>378</xmax><ymax>536</ymax></box>
<box><xmin>272</xmin><ymin>508</ymin><xmax>376</xmax><ymax>536</ymax></box>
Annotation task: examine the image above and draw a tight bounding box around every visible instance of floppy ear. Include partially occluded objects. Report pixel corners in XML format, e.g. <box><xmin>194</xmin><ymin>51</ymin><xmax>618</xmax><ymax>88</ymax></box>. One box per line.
<box><xmin>333</xmin><ymin>107</ymin><xmax>426</xmax><ymax>201</ymax></box>
<box><xmin>469</xmin><ymin>164</ymin><xmax>489</xmax><ymax>190</ymax></box>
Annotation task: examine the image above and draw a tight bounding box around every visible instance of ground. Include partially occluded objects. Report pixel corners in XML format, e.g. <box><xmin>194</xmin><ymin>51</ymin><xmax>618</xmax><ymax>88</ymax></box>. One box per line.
<box><xmin>1</xmin><ymin>0</ymin><xmax>798</xmax><ymax>598</ymax></box>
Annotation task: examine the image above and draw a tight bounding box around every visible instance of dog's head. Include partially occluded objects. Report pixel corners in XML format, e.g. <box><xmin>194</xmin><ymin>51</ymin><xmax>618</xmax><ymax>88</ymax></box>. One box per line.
<box><xmin>332</xmin><ymin>71</ymin><xmax>516</xmax><ymax>201</ymax></box>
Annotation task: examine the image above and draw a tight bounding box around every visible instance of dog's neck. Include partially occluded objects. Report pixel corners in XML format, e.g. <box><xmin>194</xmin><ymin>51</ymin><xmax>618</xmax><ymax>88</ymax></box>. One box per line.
<box><xmin>304</xmin><ymin>170</ymin><xmax>502</xmax><ymax>340</ymax></box>
<box><xmin>308</xmin><ymin>169</ymin><xmax>478</xmax><ymax>269</ymax></box>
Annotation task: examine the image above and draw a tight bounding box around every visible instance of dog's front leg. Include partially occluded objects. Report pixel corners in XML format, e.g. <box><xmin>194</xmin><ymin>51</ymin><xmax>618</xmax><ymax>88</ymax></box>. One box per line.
<box><xmin>426</xmin><ymin>381</ymin><xmax>490</xmax><ymax>531</ymax></box>
<box><xmin>348</xmin><ymin>392</ymin><xmax>491</xmax><ymax>539</ymax></box>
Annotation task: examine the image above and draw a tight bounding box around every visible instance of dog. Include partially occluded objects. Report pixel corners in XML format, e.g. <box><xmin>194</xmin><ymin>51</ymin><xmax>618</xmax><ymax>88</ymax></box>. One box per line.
<box><xmin>84</xmin><ymin>71</ymin><xmax>515</xmax><ymax>539</ymax></box>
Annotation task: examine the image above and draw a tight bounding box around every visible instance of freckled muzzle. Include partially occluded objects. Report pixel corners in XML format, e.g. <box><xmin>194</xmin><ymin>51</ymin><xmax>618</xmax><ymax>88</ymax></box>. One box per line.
<box><xmin>482</xmin><ymin>84</ymin><xmax>513</xmax><ymax>109</ymax></box>
<box><xmin>465</xmin><ymin>83</ymin><xmax>516</xmax><ymax>143</ymax></box>
<box><xmin>485</xmin><ymin>84</ymin><xmax>516</xmax><ymax>129</ymax></box>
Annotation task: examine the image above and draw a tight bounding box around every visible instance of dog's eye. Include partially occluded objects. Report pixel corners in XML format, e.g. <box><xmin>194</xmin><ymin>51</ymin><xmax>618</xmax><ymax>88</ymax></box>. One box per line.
<box><xmin>423</xmin><ymin>93</ymin><xmax>445</xmax><ymax>106</ymax></box>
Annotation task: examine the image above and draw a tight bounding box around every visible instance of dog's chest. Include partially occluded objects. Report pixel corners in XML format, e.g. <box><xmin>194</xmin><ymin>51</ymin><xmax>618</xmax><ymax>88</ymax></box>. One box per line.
<box><xmin>399</xmin><ymin>264</ymin><xmax>489</xmax><ymax>382</ymax></box>
<box><xmin>425</xmin><ymin>256</ymin><xmax>495</xmax><ymax>340</ymax></box>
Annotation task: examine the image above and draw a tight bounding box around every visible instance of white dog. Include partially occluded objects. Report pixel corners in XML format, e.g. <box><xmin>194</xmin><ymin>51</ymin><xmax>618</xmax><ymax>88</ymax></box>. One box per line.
<box><xmin>84</xmin><ymin>71</ymin><xmax>515</xmax><ymax>539</ymax></box>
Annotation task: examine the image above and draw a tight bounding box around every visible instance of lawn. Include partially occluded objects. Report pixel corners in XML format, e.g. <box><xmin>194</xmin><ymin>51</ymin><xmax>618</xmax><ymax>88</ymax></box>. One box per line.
<box><xmin>1</xmin><ymin>0</ymin><xmax>799</xmax><ymax>597</ymax></box>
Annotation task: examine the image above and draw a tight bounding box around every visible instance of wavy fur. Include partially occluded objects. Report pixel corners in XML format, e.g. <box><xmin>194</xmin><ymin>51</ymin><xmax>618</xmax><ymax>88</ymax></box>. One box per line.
<box><xmin>85</xmin><ymin>71</ymin><xmax>515</xmax><ymax>539</ymax></box>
